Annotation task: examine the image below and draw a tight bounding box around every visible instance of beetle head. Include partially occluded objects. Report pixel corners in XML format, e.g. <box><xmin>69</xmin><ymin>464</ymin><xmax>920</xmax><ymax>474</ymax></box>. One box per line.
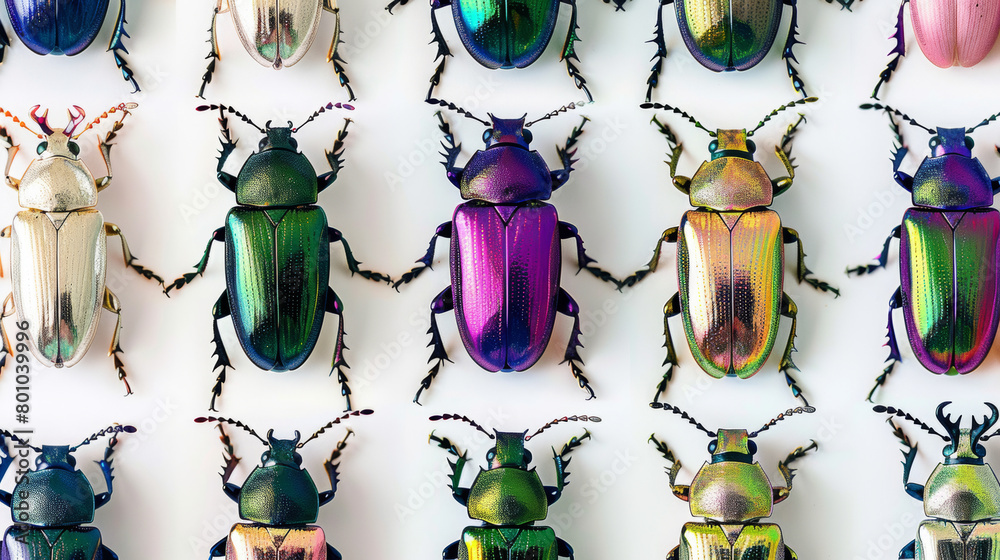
<box><xmin>35</xmin><ymin>445</ymin><xmax>75</xmax><ymax>471</ymax></box>
<box><xmin>30</xmin><ymin>107</ymin><xmax>84</xmax><ymax>160</ymax></box>
<box><xmin>929</xmin><ymin>128</ymin><xmax>974</xmax><ymax>157</ymax></box>
<box><xmin>483</xmin><ymin>116</ymin><xmax>531</xmax><ymax>149</ymax></box>
<box><xmin>708</xmin><ymin>130</ymin><xmax>757</xmax><ymax>161</ymax></box>
<box><xmin>937</xmin><ymin>402</ymin><xmax>999</xmax><ymax>464</ymax></box>
<box><xmin>259</xmin><ymin>123</ymin><xmax>299</xmax><ymax>152</ymax></box>
<box><xmin>486</xmin><ymin>431</ymin><xmax>532</xmax><ymax>469</ymax></box>
<box><xmin>708</xmin><ymin>429</ymin><xmax>758</xmax><ymax>463</ymax></box>
<box><xmin>262</xmin><ymin>430</ymin><xmax>304</xmax><ymax>468</ymax></box>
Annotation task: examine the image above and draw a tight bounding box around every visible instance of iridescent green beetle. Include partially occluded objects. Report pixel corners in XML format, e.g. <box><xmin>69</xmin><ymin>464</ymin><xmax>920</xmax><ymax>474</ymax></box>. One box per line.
<box><xmin>427</xmin><ymin>413</ymin><xmax>599</xmax><ymax>560</ymax></box>
<box><xmin>649</xmin><ymin>403</ymin><xmax>816</xmax><ymax>560</ymax></box>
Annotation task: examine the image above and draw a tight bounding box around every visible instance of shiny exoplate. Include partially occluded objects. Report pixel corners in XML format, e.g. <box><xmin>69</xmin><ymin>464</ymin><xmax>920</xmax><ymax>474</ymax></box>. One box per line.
<box><xmin>623</xmin><ymin>99</ymin><xmax>838</xmax><ymax>407</ymax></box>
<box><xmin>393</xmin><ymin>100</ymin><xmax>620</xmax><ymax>404</ymax></box>
<box><xmin>849</xmin><ymin>104</ymin><xmax>1000</xmax><ymax>401</ymax></box>
<box><xmin>0</xmin><ymin>104</ymin><xmax>164</xmax><ymax>394</ymax></box>
<box><xmin>198</xmin><ymin>0</ymin><xmax>355</xmax><ymax>100</ymax></box>
<box><xmin>384</xmin><ymin>0</ymin><xmax>623</xmax><ymax>102</ymax></box>
<box><xmin>871</xmin><ymin>0</ymin><xmax>1000</xmax><ymax>98</ymax></box>
<box><xmin>426</xmin><ymin>413</ymin><xmax>599</xmax><ymax>560</ymax></box>
<box><xmin>195</xmin><ymin>410</ymin><xmax>372</xmax><ymax>560</ymax></box>
<box><xmin>166</xmin><ymin>103</ymin><xmax>390</xmax><ymax>412</ymax></box>
<box><xmin>874</xmin><ymin>403</ymin><xmax>1000</xmax><ymax>560</ymax></box>
<box><xmin>0</xmin><ymin>425</ymin><xmax>135</xmax><ymax>560</ymax></box>
<box><xmin>1</xmin><ymin>0</ymin><xmax>140</xmax><ymax>91</ymax></box>
<box><xmin>649</xmin><ymin>403</ymin><xmax>816</xmax><ymax>560</ymax></box>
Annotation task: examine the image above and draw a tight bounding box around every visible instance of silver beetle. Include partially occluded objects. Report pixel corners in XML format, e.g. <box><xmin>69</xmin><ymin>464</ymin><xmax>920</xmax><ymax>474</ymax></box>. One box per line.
<box><xmin>0</xmin><ymin>103</ymin><xmax>163</xmax><ymax>394</ymax></box>
<box><xmin>198</xmin><ymin>0</ymin><xmax>355</xmax><ymax>100</ymax></box>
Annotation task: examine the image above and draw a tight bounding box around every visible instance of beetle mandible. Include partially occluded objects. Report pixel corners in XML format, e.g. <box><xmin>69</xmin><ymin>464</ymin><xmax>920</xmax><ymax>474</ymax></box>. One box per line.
<box><xmin>427</xmin><ymin>413</ymin><xmax>599</xmax><ymax>560</ymax></box>
<box><xmin>166</xmin><ymin>102</ymin><xmax>390</xmax><ymax>412</ymax></box>
<box><xmin>393</xmin><ymin>100</ymin><xmax>621</xmax><ymax>404</ymax></box>
<box><xmin>874</xmin><ymin>402</ymin><xmax>1000</xmax><ymax>559</ymax></box>
<box><xmin>0</xmin><ymin>0</ymin><xmax>140</xmax><ymax>92</ymax></box>
<box><xmin>621</xmin><ymin>99</ymin><xmax>838</xmax><ymax>407</ymax></box>
<box><xmin>0</xmin><ymin>424</ymin><xmax>135</xmax><ymax>560</ymax></box>
<box><xmin>648</xmin><ymin>403</ymin><xmax>816</xmax><ymax>560</ymax></box>
<box><xmin>196</xmin><ymin>409</ymin><xmax>373</xmax><ymax>560</ymax></box>
<box><xmin>848</xmin><ymin>104</ymin><xmax>1000</xmax><ymax>402</ymax></box>
<box><xmin>0</xmin><ymin>103</ymin><xmax>164</xmax><ymax>393</ymax></box>
<box><xmin>198</xmin><ymin>0</ymin><xmax>355</xmax><ymax>100</ymax></box>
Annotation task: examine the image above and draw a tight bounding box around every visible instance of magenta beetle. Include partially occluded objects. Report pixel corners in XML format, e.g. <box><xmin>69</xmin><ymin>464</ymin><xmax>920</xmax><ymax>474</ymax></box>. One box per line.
<box><xmin>393</xmin><ymin>99</ymin><xmax>620</xmax><ymax>404</ymax></box>
<box><xmin>848</xmin><ymin>103</ymin><xmax>1000</xmax><ymax>401</ymax></box>
<box><xmin>871</xmin><ymin>0</ymin><xmax>1000</xmax><ymax>98</ymax></box>
<box><xmin>622</xmin><ymin>99</ymin><xmax>839</xmax><ymax>407</ymax></box>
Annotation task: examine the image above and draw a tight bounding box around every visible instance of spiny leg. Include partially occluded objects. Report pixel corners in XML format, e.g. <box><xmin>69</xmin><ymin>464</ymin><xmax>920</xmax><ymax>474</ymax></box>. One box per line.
<box><xmin>0</xmin><ymin>126</ymin><xmax>21</xmax><ymax>191</ymax></box>
<box><xmin>102</xmin><ymin>288</ymin><xmax>131</xmax><ymax>396</ymax></box>
<box><xmin>772</xmin><ymin>440</ymin><xmax>818</xmax><ymax>503</ymax></box>
<box><xmin>323</xmin><ymin>0</ymin><xmax>356</xmax><ymax>101</ymax></box>
<box><xmin>428</xmin><ymin>430</ymin><xmax>471</xmax><ymax>503</ymax></box>
<box><xmin>104</xmin><ymin>223</ymin><xmax>165</xmax><ymax>287</ymax></box>
<box><xmin>329</xmin><ymin>228</ymin><xmax>391</xmax><ymax>284</ymax></box>
<box><xmin>425</xmin><ymin>2</ymin><xmax>454</xmax><ymax>101</ymax></box>
<box><xmin>871</xmin><ymin>0</ymin><xmax>908</xmax><ymax>99</ymax></box>
<box><xmin>559</xmin><ymin>222</ymin><xmax>619</xmax><ymax>287</ymax></box>
<box><xmin>557</xmin><ymin>289</ymin><xmax>595</xmax><ymax>400</ymax></box>
<box><xmin>620</xmin><ymin>227</ymin><xmax>677</xmax><ymax>289</ymax></box>
<box><xmin>393</xmin><ymin>222</ymin><xmax>452</xmax><ymax>289</ymax></box>
<box><xmin>108</xmin><ymin>0</ymin><xmax>140</xmax><ymax>93</ymax></box>
<box><xmin>558</xmin><ymin>0</ymin><xmax>592</xmax><ymax>102</ymax></box>
<box><xmin>899</xmin><ymin>540</ymin><xmax>916</xmax><ymax>559</ymax></box>
<box><xmin>887</xmin><ymin>418</ymin><xmax>925</xmax><ymax>500</ymax></box>
<box><xmin>648</xmin><ymin>434</ymin><xmax>689</xmax><ymax>499</ymax></box>
<box><xmin>644</xmin><ymin>0</ymin><xmax>674</xmax><ymax>103</ymax></box>
<box><xmin>208</xmin><ymin>537</ymin><xmax>228</xmax><ymax>560</ymax></box>
<box><xmin>781</xmin><ymin>0</ymin><xmax>807</xmax><ymax>98</ymax></box>
<box><xmin>869</xmin><ymin>288</ymin><xmax>904</xmax><ymax>402</ymax></box>
<box><xmin>779</xmin><ymin>293</ymin><xmax>809</xmax><ymax>407</ymax></box>
<box><xmin>94</xmin><ymin>427</ymin><xmax>126</xmax><ymax>508</ymax></box>
<box><xmin>548</xmin><ymin>429</ymin><xmax>592</xmax><ymax>502</ymax></box>
<box><xmin>772</xmin><ymin>114</ymin><xmax>804</xmax><ymax>196</ymax></box>
<box><xmin>198</xmin><ymin>0</ymin><xmax>230</xmax><ymax>99</ymax></box>
<box><xmin>551</xmin><ymin>116</ymin><xmax>589</xmax><ymax>189</ymax></box>
<box><xmin>99</xmin><ymin>545</ymin><xmax>119</xmax><ymax>560</ymax></box>
<box><xmin>166</xmin><ymin>227</ymin><xmax>225</xmax><ymax>294</ymax></box>
<box><xmin>414</xmin><ymin>286</ymin><xmax>454</xmax><ymax>404</ymax></box>
<box><xmin>325</xmin><ymin>287</ymin><xmax>353</xmax><ymax>411</ymax></box>
<box><xmin>0</xmin><ymin>294</ymin><xmax>14</xmax><ymax>374</ymax></box>
<box><xmin>653</xmin><ymin>293</ymin><xmax>682</xmax><ymax>404</ymax></box>
<box><xmin>209</xmin><ymin>291</ymin><xmax>234</xmax><ymax>412</ymax></box>
<box><xmin>318</xmin><ymin>118</ymin><xmax>351</xmax><ymax>192</ymax></box>
<box><xmin>557</xmin><ymin>538</ymin><xmax>575</xmax><ymax>560</ymax></box>
<box><xmin>782</xmin><ymin>228</ymin><xmax>839</xmax><ymax>295</ymax></box>
<box><xmin>320</xmin><ymin>429</ymin><xmax>354</xmax><ymax>505</ymax></box>
<box><xmin>846</xmin><ymin>226</ymin><xmax>900</xmax><ymax>276</ymax></box>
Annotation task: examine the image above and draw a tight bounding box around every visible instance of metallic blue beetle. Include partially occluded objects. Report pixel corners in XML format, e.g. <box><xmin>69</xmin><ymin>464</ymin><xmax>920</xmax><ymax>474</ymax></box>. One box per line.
<box><xmin>1</xmin><ymin>1</ymin><xmax>139</xmax><ymax>92</ymax></box>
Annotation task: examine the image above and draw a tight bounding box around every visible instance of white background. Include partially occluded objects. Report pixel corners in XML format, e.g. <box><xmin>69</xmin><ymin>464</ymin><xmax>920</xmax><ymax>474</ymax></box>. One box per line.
<box><xmin>0</xmin><ymin>1</ymin><xmax>997</xmax><ymax>559</ymax></box>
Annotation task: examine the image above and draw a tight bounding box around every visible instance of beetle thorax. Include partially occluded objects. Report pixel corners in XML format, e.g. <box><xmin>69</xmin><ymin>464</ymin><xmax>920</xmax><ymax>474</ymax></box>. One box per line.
<box><xmin>689</xmin><ymin>130</ymin><xmax>773</xmax><ymax>211</ymax></box>
<box><xmin>911</xmin><ymin>129</ymin><xmax>993</xmax><ymax>210</ymax></box>
<box><xmin>19</xmin><ymin>133</ymin><xmax>96</xmax><ymax>212</ymax></box>
<box><xmin>460</xmin><ymin>147</ymin><xmax>552</xmax><ymax>203</ymax></box>
<box><xmin>689</xmin><ymin>430</ymin><xmax>773</xmax><ymax>522</ymax></box>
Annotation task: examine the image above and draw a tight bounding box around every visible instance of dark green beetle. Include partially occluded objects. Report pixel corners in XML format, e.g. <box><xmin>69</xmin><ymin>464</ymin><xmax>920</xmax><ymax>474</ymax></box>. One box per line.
<box><xmin>167</xmin><ymin>102</ymin><xmax>390</xmax><ymax>411</ymax></box>
<box><xmin>428</xmin><ymin>413</ymin><xmax>599</xmax><ymax>560</ymax></box>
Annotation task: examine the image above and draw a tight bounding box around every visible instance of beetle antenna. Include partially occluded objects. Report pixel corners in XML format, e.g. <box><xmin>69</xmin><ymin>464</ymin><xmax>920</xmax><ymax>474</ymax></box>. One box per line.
<box><xmin>640</xmin><ymin>102</ymin><xmax>715</xmax><ymax>137</ymax></box>
<box><xmin>525</xmin><ymin>101</ymin><xmax>587</xmax><ymax>127</ymax></box>
<box><xmin>748</xmin><ymin>406</ymin><xmax>816</xmax><ymax>438</ymax></box>
<box><xmin>197</xmin><ymin>104</ymin><xmax>264</xmax><ymax>133</ymax></box>
<box><xmin>429</xmin><ymin>414</ymin><xmax>495</xmax><ymax>439</ymax></box>
<box><xmin>966</xmin><ymin>111</ymin><xmax>1000</xmax><ymax>134</ymax></box>
<box><xmin>195</xmin><ymin>416</ymin><xmax>267</xmax><ymax>444</ymax></box>
<box><xmin>0</xmin><ymin>429</ymin><xmax>42</xmax><ymax>453</ymax></box>
<box><xmin>747</xmin><ymin>97</ymin><xmax>818</xmax><ymax>137</ymax></box>
<box><xmin>69</xmin><ymin>424</ymin><xmax>137</xmax><ymax>451</ymax></box>
<box><xmin>526</xmin><ymin>415</ymin><xmax>601</xmax><ymax>441</ymax></box>
<box><xmin>425</xmin><ymin>98</ymin><xmax>490</xmax><ymax>126</ymax></box>
<box><xmin>297</xmin><ymin>409</ymin><xmax>374</xmax><ymax>448</ymax></box>
<box><xmin>0</xmin><ymin>106</ymin><xmax>44</xmax><ymax>139</ymax></box>
<box><xmin>29</xmin><ymin>106</ymin><xmax>54</xmax><ymax>136</ymax></box>
<box><xmin>72</xmin><ymin>103</ymin><xmax>138</xmax><ymax>140</ymax></box>
<box><xmin>872</xmin><ymin>405</ymin><xmax>949</xmax><ymax>441</ymax></box>
<box><xmin>860</xmin><ymin>103</ymin><xmax>935</xmax><ymax>134</ymax></box>
<box><xmin>649</xmin><ymin>402</ymin><xmax>717</xmax><ymax>437</ymax></box>
<box><xmin>292</xmin><ymin>102</ymin><xmax>355</xmax><ymax>132</ymax></box>
<box><xmin>970</xmin><ymin>403</ymin><xmax>999</xmax><ymax>445</ymax></box>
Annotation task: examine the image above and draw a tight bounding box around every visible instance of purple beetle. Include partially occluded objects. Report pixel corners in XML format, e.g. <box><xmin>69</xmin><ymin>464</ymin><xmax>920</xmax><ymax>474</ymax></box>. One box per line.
<box><xmin>393</xmin><ymin>99</ymin><xmax>619</xmax><ymax>404</ymax></box>
<box><xmin>848</xmin><ymin>103</ymin><xmax>1000</xmax><ymax>401</ymax></box>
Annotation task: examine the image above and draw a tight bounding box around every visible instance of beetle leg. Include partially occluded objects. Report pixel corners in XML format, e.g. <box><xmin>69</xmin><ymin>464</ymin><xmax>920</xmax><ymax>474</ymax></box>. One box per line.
<box><xmin>772</xmin><ymin>115</ymin><xmax>806</xmax><ymax>196</ymax></box>
<box><xmin>546</xmin><ymin>429</ymin><xmax>592</xmax><ymax>504</ymax></box>
<box><xmin>415</xmin><ymin>287</ymin><xmax>454</xmax><ymax>404</ymax></box>
<box><xmin>666</xmin><ymin>546</ymin><xmax>681</xmax><ymax>560</ymax></box>
<box><xmin>784</xmin><ymin>546</ymin><xmax>799</xmax><ymax>560</ymax></box>
<box><xmin>0</xmin><ymin>225</ymin><xmax>10</xmax><ymax>277</ymax></box>
<box><xmin>652</xmin><ymin>292</ymin><xmax>682</xmax><ymax>403</ymax></box>
<box><xmin>885</xmin><ymin>418</ymin><xmax>926</xmax><ymax>501</ymax></box>
<box><xmin>322</xmin><ymin>1</ymin><xmax>356</xmax><ymax>101</ymax></box>
<box><xmin>871</xmin><ymin>0</ymin><xmax>908</xmax><ymax>99</ymax></box>
<box><xmin>324</xmin><ymin>287</ymin><xmax>354</xmax><ymax>411</ymax></box>
<box><xmin>208</xmin><ymin>537</ymin><xmax>228</xmax><ymax>560</ymax></box>
<box><xmin>94</xmin><ymin>429</ymin><xmax>125</xmax><ymax>508</ymax></box>
<box><xmin>866</xmin><ymin>288</ymin><xmax>905</xmax><ymax>402</ymax></box>
<box><xmin>780</xmin><ymin>0</ymin><xmax>807</xmax><ymax>98</ymax></box>
<box><xmin>0</xmin><ymin>129</ymin><xmax>20</xmax><ymax>191</ymax></box>
<box><xmin>649</xmin><ymin>116</ymin><xmax>689</xmax><ymax>193</ymax></box>
<box><xmin>101</xmin><ymin>288</ymin><xmax>132</xmax><ymax>396</ymax></box>
<box><xmin>198</xmin><ymin>0</ymin><xmax>230</xmax><ymax>99</ymax></box>
<box><xmin>846</xmin><ymin>225</ymin><xmax>900</xmax><ymax>276</ymax></box>
<box><xmin>318</xmin><ymin>119</ymin><xmax>352</xmax><ymax>192</ymax></box>
<box><xmin>782</xmin><ymin>227</ymin><xmax>839</xmax><ymax>295</ymax></box>
<box><xmin>778</xmin><ymin>293</ymin><xmax>809</xmax><ymax>407</ymax></box>
<box><xmin>558</xmin><ymin>0</ymin><xmax>592</xmax><ymax>102</ymax></box>
<box><xmin>436</xmin><ymin>112</ymin><xmax>464</xmax><ymax>188</ymax></box>
<box><xmin>552</xmin><ymin>117</ymin><xmax>590</xmax><ymax>190</ymax></box>
<box><xmin>558</xmin><ymin>221</ymin><xmax>620</xmax><ymax>287</ymax></box>
<box><xmin>772</xmin><ymin>439</ymin><xmax>818</xmax><ymax>503</ymax></box>
<box><xmin>644</xmin><ymin>0</ymin><xmax>674</xmax><ymax>103</ymax></box>
<box><xmin>166</xmin><ymin>227</ymin><xmax>226</xmax><ymax>294</ymax></box>
<box><xmin>209</xmin><ymin>291</ymin><xmax>235</xmax><ymax>412</ymax></box>
<box><xmin>648</xmin><ymin>434</ymin><xmax>690</xmax><ymax>501</ymax></box>
<box><xmin>214</xmin><ymin>422</ymin><xmax>242</xmax><ymax>502</ymax></box>
<box><xmin>556</xmin><ymin>538</ymin><xmax>575</xmax><ymax>560</ymax></box>
<box><xmin>424</xmin><ymin>2</ymin><xmax>454</xmax><ymax>101</ymax></box>
<box><xmin>98</xmin><ymin>545</ymin><xmax>120</xmax><ymax>560</ymax></box>
<box><xmin>0</xmin><ymin>428</ymin><xmax>15</xmax><ymax>506</ymax></box>
<box><xmin>319</xmin><ymin>429</ymin><xmax>354</xmax><ymax>505</ymax></box>
<box><xmin>429</xmin><ymin>431</ymin><xmax>472</xmax><ymax>505</ymax></box>
<box><xmin>108</xmin><ymin>0</ymin><xmax>139</xmax><ymax>93</ymax></box>
<box><xmin>329</xmin><ymin>228</ymin><xmax>391</xmax><ymax>284</ymax></box>
<box><xmin>557</xmin><ymin>289</ymin><xmax>596</xmax><ymax>400</ymax></box>
<box><xmin>442</xmin><ymin>540</ymin><xmax>461</xmax><ymax>560</ymax></box>
<box><xmin>898</xmin><ymin>540</ymin><xmax>916</xmax><ymax>559</ymax></box>
<box><xmin>104</xmin><ymin>223</ymin><xmax>165</xmax><ymax>288</ymax></box>
<box><xmin>620</xmin><ymin>227</ymin><xmax>677</xmax><ymax>289</ymax></box>
<box><xmin>394</xmin><ymin>222</ymin><xmax>452</xmax><ymax>290</ymax></box>
<box><xmin>0</xmin><ymin>294</ymin><xmax>13</xmax><ymax>374</ymax></box>
<box><xmin>325</xmin><ymin>544</ymin><xmax>343</xmax><ymax>560</ymax></box>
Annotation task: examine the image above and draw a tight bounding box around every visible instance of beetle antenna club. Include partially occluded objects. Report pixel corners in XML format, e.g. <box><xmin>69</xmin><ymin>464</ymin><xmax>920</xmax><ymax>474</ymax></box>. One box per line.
<box><xmin>748</xmin><ymin>406</ymin><xmax>815</xmax><ymax>437</ymax></box>
<box><xmin>197</xmin><ymin>104</ymin><xmax>265</xmax><ymax>133</ymax></box>
<box><xmin>70</xmin><ymin>424</ymin><xmax>137</xmax><ymax>451</ymax></box>
<box><xmin>747</xmin><ymin>97</ymin><xmax>817</xmax><ymax>136</ymax></box>
<box><xmin>649</xmin><ymin>402</ymin><xmax>717</xmax><ymax>437</ymax></box>
<box><xmin>872</xmin><ymin>405</ymin><xmax>950</xmax><ymax>441</ymax></box>
<box><xmin>425</xmin><ymin>98</ymin><xmax>490</xmax><ymax>126</ymax></box>
<box><xmin>860</xmin><ymin>103</ymin><xmax>935</xmax><ymax>134</ymax></box>
<box><xmin>196</xmin><ymin>416</ymin><xmax>268</xmax><ymax>444</ymax></box>
<box><xmin>525</xmin><ymin>101</ymin><xmax>587</xmax><ymax>128</ymax></box>
<box><xmin>297</xmin><ymin>409</ymin><xmax>374</xmax><ymax>448</ymax></box>
<box><xmin>429</xmin><ymin>414</ymin><xmax>495</xmax><ymax>439</ymax></box>
<box><xmin>0</xmin><ymin>106</ymin><xmax>44</xmax><ymax>139</ymax></box>
<box><xmin>293</xmin><ymin>102</ymin><xmax>356</xmax><ymax>132</ymax></box>
<box><xmin>526</xmin><ymin>415</ymin><xmax>601</xmax><ymax>441</ymax></box>
<box><xmin>640</xmin><ymin>102</ymin><xmax>715</xmax><ymax>136</ymax></box>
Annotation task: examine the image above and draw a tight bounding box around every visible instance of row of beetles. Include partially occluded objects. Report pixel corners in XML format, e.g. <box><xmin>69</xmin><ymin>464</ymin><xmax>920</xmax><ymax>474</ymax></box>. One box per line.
<box><xmin>0</xmin><ymin>0</ymin><xmax>998</xmax><ymax>560</ymax></box>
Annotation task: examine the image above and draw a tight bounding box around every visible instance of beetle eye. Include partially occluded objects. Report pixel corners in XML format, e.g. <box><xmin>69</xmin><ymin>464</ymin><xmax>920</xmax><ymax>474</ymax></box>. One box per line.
<box><xmin>745</xmin><ymin>140</ymin><xmax>756</xmax><ymax>154</ymax></box>
<box><xmin>929</xmin><ymin>137</ymin><xmax>940</xmax><ymax>148</ymax></box>
<box><xmin>966</xmin><ymin>137</ymin><xmax>975</xmax><ymax>149</ymax></box>
<box><xmin>36</xmin><ymin>142</ymin><xmax>47</xmax><ymax>155</ymax></box>
<box><xmin>486</xmin><ymin>449</ymin><xmax>496</xmax><ymax>462</ymax></box>
<box><xmin>522</xmin><ymin>129</ymin><xmax>533</xmax><ymax>144</ymax></box>
<box><xmin>748</xmin><ymin>440</ymin><xmax>757</xmax><ymax>455</ymax></box>
<box><xmin>289</xmin><ymin>138</ymin><xmax>298</xmax><ymax>149</ymax></box>
<box><xmin>707</xmin><ymin>441</ymin><xmax>717</xmax><ymax>454</ymax></box>
<box><xmin>483</xmin><ymin>129</ymin><xmax>494</xmax><ymax>143</ymax></box>
<box><xmin>259</xmin><ymin>138</ymin><xmax>268</xmax><ymax>150</ymax></box>
<box><xmin>68</xmin><ymin>142</ymin><xmax>80</xmax><ymax>156</ymax></box>
<box><xmin>522</xmin><ymin>450</ymin><xmax>532</xmax><ymax>464</ymax></box>
<box><xmin>708</xmin><ymin>140</ymin><xmax>718</xmax><ymax>152</ymax></box>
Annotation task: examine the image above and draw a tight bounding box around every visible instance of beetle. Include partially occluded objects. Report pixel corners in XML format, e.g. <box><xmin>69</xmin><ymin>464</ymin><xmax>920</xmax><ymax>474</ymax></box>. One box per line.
<box><xmin>384</xmin><ymin>0</ymin><xmax>624</xmax><ymax>102</ymax></box>
<box><xmin>393</xmin><ymin>100</ymin><xmax>620</xmax><ymax>404</ymax></box>
<box><xmin>198</xmin><ymin>0</ymin><xmax>355</xmax><ymax>100</ymax></box>
<box><xmin>427</xmin><ymin>412</ymin><xmax>599</xmax><ymax>560</ymax></box>
<box><xmin>871</xmin><ymin>0</ymin><xmax>1000</xmax><ymax>99</ymax></box>
<box><xmin>847</xmin><ymin>103</ymin><xmax>1000</xmax><ymax>402</ymax></box>
<box><xmin>0</xmin><ymin>1</ymin><xmax>139</xmax><ymax>92</ymax></box>
<box><xmin>621</xmin><ymin>99</ymin><xmax>838</xmax><ymax>406</ymax></box>
<box><xmin>166</xmin><ymin>102</ymin><xmax>390</xmax><ymax>412</ymax></box>
<box><xmin>0</xmin><ymin>423</ymin><xmax>135</xmax><ymax>560</ymax></box>
<box><xmin>649</xmin><ymin>402</ymin><xmax>815</xmax><ymax>560</ymax></box>
<box><xmin>873</xmin><ymin>402</ymin><xmax>1000</xmax><ymax>559</ymax></box>
<box><xmin>0</xmin><ymin>103</ymin><xmax>164</xmax><ymax>393</ymax></box>
<box><xmin>195</xmin><ymin>409</ymin><xmax>373</xmax><ymax>560</ymax></box>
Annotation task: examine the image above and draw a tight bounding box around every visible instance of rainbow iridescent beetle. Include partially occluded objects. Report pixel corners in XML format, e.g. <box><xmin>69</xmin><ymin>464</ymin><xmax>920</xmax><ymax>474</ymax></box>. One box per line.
<box><xmin>427</xmin><ymin>413</ymin><xmax>599</xmax><ymax>560</ymax></box>
<box><xmin>871</xmin><ymin>0</ymin><xmax>1000</xmax><ymax>99</ymax></box>
<box><xmin>197</xmin><ymin>0</ymin><xmax>355</xmax><ymax>100</ymax></box>
<box><xmin>0</xmin><ymin>1</ymin><xmax>139</xmax><ymax>92</ymax></box>
<box><xmin>383</xmin><ymin>0</ymin><xmax>624</xmax><ymax>102</ymax></box>
<box><xmin>393</xmin><ymin>100</ymin><xmax>620</xmax><ymax>404</ymax></box>
<box><xmin>0</xmin><ymin>104</ymin><xmax>164</xmax><ymax>393</ymax></box>
<box><xmin>848</xmin><ymin>104</ymin><xmax>1000</xmax><ymax>402</ymax></box>
<box><xmin>621</xmin><ymin>99</ymin><xmax>838</xmax><ymax>407</ymax></box>
<box><xmin>196</xmin><ymin>410</ymin><xmax>372</xmax><ymax>560</ymax></box>
<box><xmin>649</xmin><ymin>403</ymin><xmax>816</xmax><ymax>560</ymax></box>
<box><xmin>166</xmin><ymin>103</ymin><xmax>390</xmax><ymax>412</ymax></box>
<box><xmin>0</xmin><ymin>424</ymin><xmax>135</xmax><ymax>560</ymax></box>
<box><xmin>874</xmin><ymin>403</ymin><xmax>1000</xmax><ymax>559</ymax></box>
